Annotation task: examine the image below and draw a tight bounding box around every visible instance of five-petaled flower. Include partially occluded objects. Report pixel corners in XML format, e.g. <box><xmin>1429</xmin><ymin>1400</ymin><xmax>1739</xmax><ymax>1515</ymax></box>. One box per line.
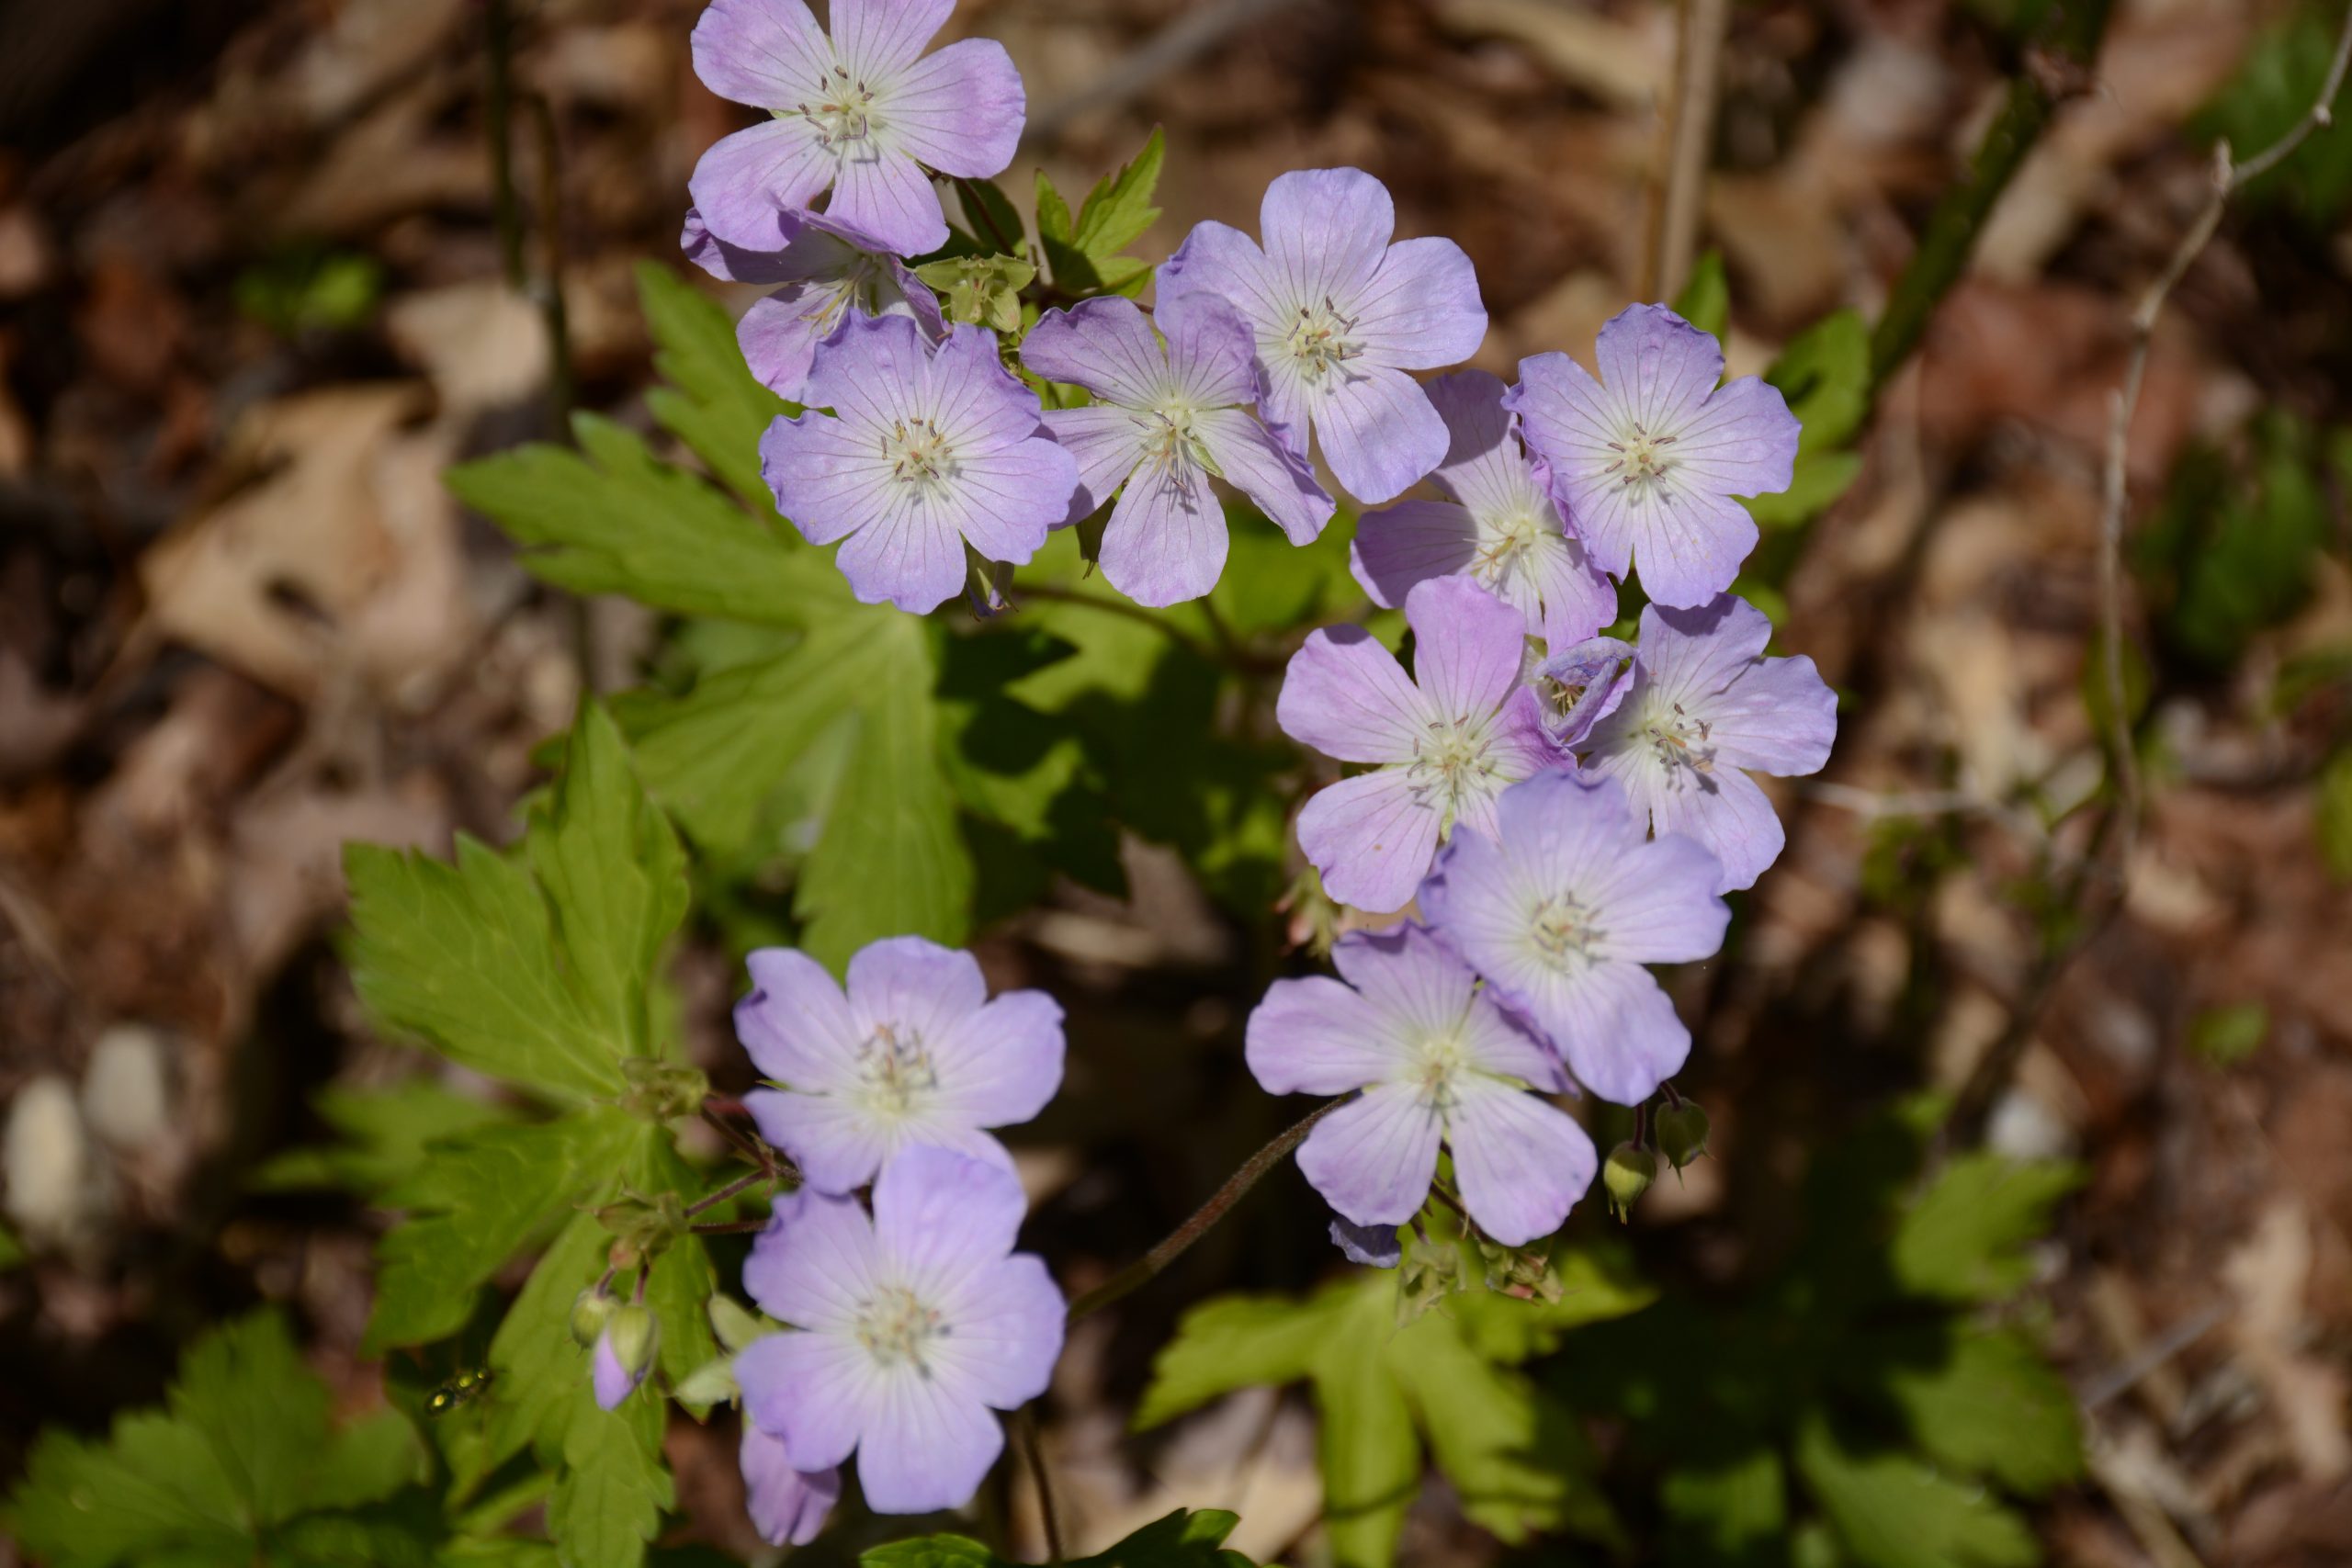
<box><xmin>1351</xmin><ymin>370</ymin><xmax>1616</xmax><ymax>651</ymax></box>
<box><xmin>735</xmin><ymin>936</ymin><xmax>1064</xmax><ymax>1195</ymax></box>
<box><xmin>1575</xmin><ymin>594</ymin><xmax>1838</xmax><ymax>893</ymax></box>
<box><xmin>760</xmin><ymin>314</ymin><xmax>1079</xmax><ymax>612</ymax></box>
<box><xmin>1248</xmin><ymin>923</ymin><xmax>1598</xmax><ymax>1245</ymax></box>
<box><xmin>1159</xmin><ymin>167</ymin><xmax>1487</xmax><ymax>504</ymax></box>
<box><xmin>1020</xmin><ymin>293</ymin><xmax>1334</xmax><ymax>605</ymax></box>
<box><xmin>1508</xmin><ymin>304</ymin><xmax>1799</xmax><ymax>610</ymax></box>
<box><xmin>1418</xmin><ymin>771</ymin><xmax>1729</xmax><ymax>1105</ymax></box>
<box><xmin>684</xmin><ymin>205</ymin><xmax>945</xmax><ymax>403</ymax></box>
<box><xmin>1277</xmin><ymin>575</ymin><xmax>1570</xmax><ymax>914</ymax></box>
<box><xmin>733</xmin><ymin>1145</ymin><xmax>1065</xmax><ymax>1515</ymax></box>
<box><xmin>689</xmin><ymin>0</ymin><xmax>1025</xmax><ymax>257</ymax></box>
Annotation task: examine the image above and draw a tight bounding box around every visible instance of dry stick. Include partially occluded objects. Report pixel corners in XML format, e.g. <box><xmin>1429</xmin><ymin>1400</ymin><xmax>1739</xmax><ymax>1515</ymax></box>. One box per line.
<box><xmin>1648</xmin><ymin>0</ymin><xmax>1732</xmax><ymax>302</ymax></box>
<box><xmin>1065</xmin><ymin>1099</ymin><xmax>1347</xmax><ymax>1323</ymax></box>
<box><xmin>2094</xmin><ymin>0</ymin><xmax>2352</xmax><ymax>864</ymax></box>
<box><xmin>483</xmin><ymin>0</ymin><xmax>526</xmax><ymax>290</ymax></box>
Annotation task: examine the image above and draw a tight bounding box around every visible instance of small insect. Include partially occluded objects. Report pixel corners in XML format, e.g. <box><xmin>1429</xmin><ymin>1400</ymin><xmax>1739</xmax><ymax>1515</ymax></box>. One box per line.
<box><xmin>425</xmin><ymin>1366</ymin><xmax>494</xmax><ymax>1416</ymax></box>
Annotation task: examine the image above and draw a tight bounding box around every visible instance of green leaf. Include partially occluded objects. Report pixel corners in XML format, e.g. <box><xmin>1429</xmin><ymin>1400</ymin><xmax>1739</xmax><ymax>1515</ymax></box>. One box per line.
<box><xmin>633</xmin><ymin>1140</ymin><xmax>721</xmax><ymax>1389</ymax></box>
<box><xmin>864</xmin><ymin>1536</ymin><xmax>1007</xmax><ymax>1568</ymax></box>
<box><xmin>2319</xmin><ymin>748</ymin><xmax>2352</xmax><ymax>882</ymax></box>
<box><xmin>1069</xmin><ymin>1507</ymin><xmax>1254</xmax><ymax>1568</ymax></box>
<box><xmin>1795</xmin><ymin>1413</ymin><xmax>2039</xmax><ymax>1568</ymax></box>
<box><xmin>549</xmin><ymin>1392</ymin><xmax>672</xmax><ymax>1568</ymax></box>
<box><xmin>2136</xmin><ymin>413</ymin><xmax>2334</xmax><ymax>668</ymax></box>
<box><xmin>251</xmin><ymin>1079</ymin><xmax>517</xmax><ymax>1195</ymax></box>
<box><xmin>447</xmin><ymin>413</ymin><xmax>847</xmax><ymax>626</ymax></box>
<box><xmin>635</xmin><ymin>261</ymin><xmax>795</xmax><ymax>514</ymax></box>
<box><xmin>366</xmin><ymin>1111</ymin><xmax>640</xmax><ymax>1352</ymax></box>
<box><xmin>1880</xmin><ymin>1328</ymin><xmax>2083</xmax><ymax>1495</ymax></box>
<box><xmin>345</xmin><ymin>705</ymin><xmax>685</xmax><ymax>1103</ymax></box>
<box><xmin>1767</xmin><ymin>310</ymin><xmax>1871</xmax><ymax>452</ymax></box>
<box><xmin>2190</xmin><ymin>1000</ymin><xmax>2270</xmax><ymax>1067</ymax></box>
<box><xmin>1134</xmin><ymin>1285</ymin><xmax>1352</xmax><ymax>1430</ymax></box>
<box><xmin>5</xmin><ymin>1313</ymin><xmax>427</xmax><ymax>1568</ymax></box>
<box><xmin>1671</xmin><ymin>252</ymin><xmax>1730</xmax><ymax>341</ymax></box>
<box><xmin>1890</xmin><ymin>1154</ymin><xmax>2080</xmax><ymax>1303</ymax></box>
<box><xmin>2199</xmin><ymin>3</ymin><xmax>2352</xmax><ymax>222</ymax></box>
<box><xmin>956</xmin><ymin>177</ymin><xmax>1030</xmax><ymax>259</ymax></box>
<box><xmin>1038</xmin><ymin>129</ymin><xmax>1165</xmax><ymax>296</ymax></box>
<box><xmin>1660</xmin><ymin>1449</ymin><xmax>1787</xmax><ymax>1566</ymax></box>
<box><xmin>1747</xmin><ymin>450</ymin><xmax>1864</xmax><ymax>528</ymax></box>
<box><xmin>0</xmin><ymin>1219</ymin><xmax>25</xmax><ymax>1269</ymax></box>
<box><xmin>485</xmin><ymin>1210</ymin><xmax>613</xmax><ymax>1472</ymax></box>
<box><xmin>1316</xmin><ymin>1277</ymin><xmax>1422</xmax><ymax>1568</ymax></box>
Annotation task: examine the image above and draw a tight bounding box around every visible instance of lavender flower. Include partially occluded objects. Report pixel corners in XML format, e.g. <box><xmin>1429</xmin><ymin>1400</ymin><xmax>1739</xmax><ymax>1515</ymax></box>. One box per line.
<box><xmin>1019</xmin><ymin>294</ymin><xmax>1333</xmax><ymax>605</ymax></box>
<box><xmin>1418</xmin><ymin>772</ymin><xmax>1729</xmax><ymax>1105</ymax></box>
<box><xmin>1537</xmin><ymin>635</ymin><xmax>1636</xmax><ymax>747</ymax></box>
<box><xmin>733</xmin><ymin>1145</ymin><xmax>1065</xmax><ymax>1515</ymax></box>
<box><xmin>1276</xmin><ymin>575</ymin><xmax>1567</xmax><ymax>914</ymax></box>
<box><xmin>683</xmin><ymin>205</ymin><xmax>945</xmax><ymax>403</ymax></box>
<box><xmin>741</xmin><ymin>1422</ymin><xmax>841</xmax><ymax>1546</ymax></box>
<box><xmin>1507</xmin><ymin>304</ymin><xmax>1799</xmax><ymax>610</ymax></box>
<box><xmin>1351</xmin><ymin>370</ymin><xmax>1615</xmax><ymax>649</ymax></box>
<box><xmin>1247</xmin><ymin>923</ymin><xmax>1596</xmax><ymax>1245</ymax></box>
<box><xmin>760</xmin><ymin>315</ymin><xmax>1078</xmax><ymax>611</ymax></box>
<box><xmin>591</xmin><ymin>1305</ymin><xmax>656</xmax><ymax>1410</ymax></box>
<box><xmin>736</xmin><ymin>937</ymin><xmax>1063</xmax><ymax>1195</ymax></box>
<box><xmin>1158</xmin><ymin>167</ymin><xmax>1487</xmax><ymax>504</ymax></box>
<box><xmin>689</xmin><ymin>0</ymin><xmax>1024</xmax><ymax>257</ymax></box>
<box><xmin>1330</xmin><ymin>1216</ymin><xmax>1403</xmax><ymax>1269</ymax></box>
<box><xmin>1577</xmin><ymin>594</ymin><xmax>1837</xmax><ymax>893</ymax></box>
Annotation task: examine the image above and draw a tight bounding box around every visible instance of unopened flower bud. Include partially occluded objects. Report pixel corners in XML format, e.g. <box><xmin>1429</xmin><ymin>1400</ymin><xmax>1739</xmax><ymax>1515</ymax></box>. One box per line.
<box><xmin>593</xmin><ymin>1305</ymin><xmax>658</xmax><ymax>1410</ymax></box>
<box><xmin>1602</xmin><ymin>1142</ymin><xmax>1657</xmax><ymax>1221</ymax></box>
<box><xmin>1655</xmin><ymin>1101</ymin><xmax>1712</xmax><ymax>1170</ymax></box>
<box><xmin>571</xmin><ymin>1287</ymin><xmax>619</xmax><ymax>1348</ymax></box>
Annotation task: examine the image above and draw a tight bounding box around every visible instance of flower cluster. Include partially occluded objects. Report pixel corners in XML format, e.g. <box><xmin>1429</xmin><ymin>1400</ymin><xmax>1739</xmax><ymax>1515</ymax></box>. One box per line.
<box><xmin>721</xmin><ymin>936</ymin><xmax>1067</xmax><ymax>1539</ymax></box>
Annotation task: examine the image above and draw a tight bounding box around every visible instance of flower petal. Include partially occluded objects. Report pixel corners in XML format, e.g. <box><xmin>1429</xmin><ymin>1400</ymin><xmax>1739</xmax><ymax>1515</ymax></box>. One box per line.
<box><xmin>951</xmin><ymin>436</ymin><xmax>1078</xmax><ymax>565</ymax></box>
<box><xmin>1446</xmin><ymin>1081</ymin><xmax>1595</xmax><ymax>1244</ymax></box>
<box><xmin>745</xmin><ymin>1087</ymin><xmax>893</xmax><ymax>1194</ymax></box>
<box><xmin>831</xmin><ymin>0</ymin><xmax>954</xmax><ymax>80</ymax></box>
<box><xmin>1297</xmin><ymin>768</ymin><xmax>1443</xmax><ymax>915</ymax></box>
<box><xmin>742</xmin><ymin>1188</ymin><xmax>880</xmax><ymax>1331</ymax></box>
<box><xmin>1041</xmin><ymin>405</ymin><xmax>1148</xmax><ymax>522</ymax></box>
<box><xmin>872</xmin><ymin>1145</ymin><xmax>1027</xmax><ymax>1294</ymax></box>
<box><xmin>1593</xmin><ymin>303</ymin><xmax>1723</xmax><ymax>435</ymax></box>
<box><xmin>880</xmin><ymin>37</ymin><xmax>1025</xmax><ymax>178</ymax></box>
<box><xmin>1539</xmin><ymin>960</ymin><xmax>1692</xmax><ymax>1105</ymax></box>
<box><xmin>930</xmin><ymin>989</ymin><xmax>1065</xmax><ymax>1127</ymax></box>
<box><xmin>1313</xmin><ymin>364</ymin><xmax>1449</xmax><ymax>504</ymax></box>
<box><xmin>1331</xmin><ymin>1216</ymin><xmax>1403</xmax><ymax>1268</ymax></box>
<box><xmin>1405</xmin><ymin>575</ymin><xmax>1528</xmax><ymax>725</ymax></box>
<box><xmin>1245</xmin><ymin>974</ymin><xmax>1405</xmax><ymax>1095</ymax></box>
<box><xmin>831</xmin><ymin>495</ymin><xmax>969</xmax><ymax>610</ymax></box>
<box><xmin>933</xmin><ymin>1253</ymin><xmax>1064</xmax><ymax>1408</ymax></box>
<box><xmin>688</xmin><ymin>119</ymin><xmax>835</xmax><ymax>251</ymax></box>
<box><xmin>734</xmin><ymin>1329</ymin><xmax>875</xmax><ymax>1473</ymax></box>
<box><xmin>845</xmin><ymin>936</ymin><xmax>987</xmax><ymax>1047</ymax></box>
<box><xmin>691</xmin><ymin>0</ymin><xmax>832</xmax><ymax>110</ymax></box>
<box><xmin>740</xmin><ymin>1424</ymin><xmax>841</xmax><ymax>1547</ymax></box>
<box><xmin>1191</xmin><ymin>409</ymin><xmax>1332</xmax><ymax>545</ymax></box>
<box><xmin>855</xmin><ymin>1372</ymin><xmax>1003</xmax><ymax>1514</ymax></box>
<box><xmin>1636</xmin><ymin>757</ymin><xmax>1782</xmax><ymax>894</ymax></box>
<box><xmin>1098</xmin><ymin>457</ymin><xmax>1228</xmax><ymax>606</ymax></box>
<box><xmin>828</xmin><ymin>148</ymin><xmax>947</xmax><ymax>258</ymax></box>
<box><xmin>1276</xmin><ymin>625</ymin><xmax>1430</xmax><ymax>763</ymax></box>
<box><xmin>1350</xmin><ymin>236</ymin><xmax>1486</xmax><ymax>370</ymax></box>
<box><xmin>1295</xmin><ymin>1081</ymin><xmax>1442</xmax><ymax>1227</ymax></box>
<box><xmin>1666</xmin><ymin>375</ymin><xmax>1799</xmax><ymax>500</ymax></box>
<box><xmin>735</xmin><ymin>948</ymin><xmax>860</xmax><ymax>1087</ymax></box>
<box><xmin>1261</xmin><ymin>167</ymin><xmax>1395</xmax><ymax>310</ymax></box>
<box><xmin>1159</xmin><ymin>289</ymin><xmax>1261</xmax><ymax>411</ymax></box>
<box><xmin>1021</xmin><ymin>297</ymin><xmax>1170</xmax><ymax>409</ymax></box>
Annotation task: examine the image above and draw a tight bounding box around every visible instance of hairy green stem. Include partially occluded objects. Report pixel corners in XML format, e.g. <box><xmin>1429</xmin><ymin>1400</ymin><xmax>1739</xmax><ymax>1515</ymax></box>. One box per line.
<box><xmin>1066</xmin><ymin>1099</ymin><xmax>1345</xmax><ymax>1323</ymax></box>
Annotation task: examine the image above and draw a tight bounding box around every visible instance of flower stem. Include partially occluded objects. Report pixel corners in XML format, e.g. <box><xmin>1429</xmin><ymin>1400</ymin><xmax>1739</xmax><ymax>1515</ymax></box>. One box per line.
<box><xmin>684</xmin><ymin>1166</ymin><xmax>772</xmax><ymax>1217</ymax></box>
<box><xmin>1066</xmin><ymin>1099</ymin><xmax>1346</xmax><ymax>1323</ymax></box>
<box><xmin>1015</xmin><ymin>1407</ymin><xmax>1065</xmax><ymax>1564</ymax></box>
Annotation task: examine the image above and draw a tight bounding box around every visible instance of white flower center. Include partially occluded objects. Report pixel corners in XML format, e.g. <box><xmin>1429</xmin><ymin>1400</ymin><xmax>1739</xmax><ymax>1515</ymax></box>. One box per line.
<box><xmin>1528</xmin><ymin>892</ymin><xmax>1603</xmax><ymax>970</ymax></box>
<box><xmin>1407</xmin><ymin>715</ymin><xmax>1498</xmax><ymax>835</ymax></box>
<box><xmin>792</xmin><ymin>65</ymin><xmax>879</xmax><ymax>150</ymax></box>
<box><xmin>1284</xmin><ymin>297</ymin><xmax>1363</xmax><ymax>384</ymax></box>
<box><xmin>853</xmin><ymin>1022</ymin><xmax>938</xmax><ymax>1116</ymax></box>
<box><xmin>1406</xmin><ymin>1030</ymin><xmax>1471</xmax><ymax>1114</ymax></box>
<box><xmin>854</xmin><ymin>1284</ymin><xmax>946</xmax><ymax>1375</ymax></box>
<box><xmin>882</xmin><ymin>417</ymin><xmax>956</xmax><ymax>501</ymax></box>
<box><xmin>800</xmin><ymin>258</ymin><xmax>889</xmax><ymax>337</ymax></box>
<box><xmin>1475</xmin><ymin>512</ymin><xmax>1545</xmax><ymax>582</ymax></box>
<box><xmin>1138</xmin><ymin>402</ymin><xmax>1215</xmax><ymax>491</ymax></box>
<box><xmin>1605</xmin><ymin>423</ymin><xmax>1679</xmax><ymax>503</ymax></box>
<box><xmin>1642</xmin><ymin>697</ymin><xmax>1715</xmax><ymax>774</ymax></box>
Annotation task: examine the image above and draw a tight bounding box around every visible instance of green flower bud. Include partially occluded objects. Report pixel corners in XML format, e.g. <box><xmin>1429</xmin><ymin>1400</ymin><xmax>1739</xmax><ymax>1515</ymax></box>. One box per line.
<box><xmin>571</xmin><ymin>1287</ymin><xmax>620</xmax><ymax>1348</ymax></box>
<box><xmin>1655</xmin><ymin>1101</ymin><xmax>1712</xmax><ymax>1170</ymax></box>
<box><xmin>593</xmin><ymin>1304</ymin><xmax>659</xmax><ymax>1410</ymax></box>
<box><xmin>1602</xmin><ymin>1142</ymin><xmax>1657</xmax><ymax>1221</ymax></box>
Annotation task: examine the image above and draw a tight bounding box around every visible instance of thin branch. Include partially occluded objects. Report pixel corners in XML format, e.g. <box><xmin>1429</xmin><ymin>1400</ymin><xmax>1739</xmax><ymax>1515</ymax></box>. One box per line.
<box><xmin>1015</xmin><ymin>1408</ymin><xmax>1065</xmax><ymax>1565</ymax></box>
<box><xmin>1065</xmin><ymin>1099</ymin><xmax>1347</xmax><ymax>1323</ymax></box>
<box><xmin>688</xmin><ymin>1217</ymin><xmax>771</xmax><ymax>1236</ymax></box>
<box><xmin>954</xmin><ymin>174</ymin><xmax>1026</xmax><ymax>257</ymax></box>
<box><xmin>483</xmin><ymin>0</ymin><xmax>525</xmax><ymax>289</ymax></box>
<box><xmin>684</xmin><ymin>1166</ymin><xmax>774</xmax><ymax>1217</ymax></box>
<box><xmin>2093</xmin><ymin>0</ymin><xmax>2352</xmax><ymax>867</ymax></box>
<box><xmin>1648</xmin><ymin>0</ymin><xmax>1731</xmax><ymax>301</ymax></box>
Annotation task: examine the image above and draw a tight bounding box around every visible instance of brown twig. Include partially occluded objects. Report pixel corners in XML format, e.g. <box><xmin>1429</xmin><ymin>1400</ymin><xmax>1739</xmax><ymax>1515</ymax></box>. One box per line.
<box><xmin>1065</xmin><ymin>1099</ymin><xmax>1347</xmax><ymax>1322</ymax></box>
<box><xmin>1647</xmin><ymin>0</ymin><xmax>1731</xmax><ymax>301</ymax></box>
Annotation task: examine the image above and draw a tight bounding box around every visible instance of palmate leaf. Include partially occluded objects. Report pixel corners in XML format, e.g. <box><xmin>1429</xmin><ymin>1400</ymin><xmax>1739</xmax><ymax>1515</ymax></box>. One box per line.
<box><xmin>344</xmin><ymin>704</ymin><xmax>687</xmax><ymax>1103</ymax></box>
<box><xmin>1036</xmin><ymin>128</ymin><xmax>1165</xmax><ymax>297</ymax></box>
<box><xmin>1889</xmin><ymin>1152</ymin><xmax>2082</xmax><ymax>1303</ymax></box>
<box><xmin>1794</xmin><ymin>1413</ymin><xmax>2038</xmax><ymax>1568</ymax></box>
<box><xmin>634</xmin><ymin>261</ymin><xmax>795</xmax><ymax>515</ymax></box>
<box><xmin>865</xmin><ymin>1508</ymin><xmax>1254</xmax><ymax>1568</ymax></box>
<box><xmin>5</xmin><ymin>1314</ymin><xmax>433</xmax><ymax>1568</ymax></box>
<box><xmin>1136</xmin><ymin>1258</ymin><xmax>1647</xmax><ymax>1567</ymax></box>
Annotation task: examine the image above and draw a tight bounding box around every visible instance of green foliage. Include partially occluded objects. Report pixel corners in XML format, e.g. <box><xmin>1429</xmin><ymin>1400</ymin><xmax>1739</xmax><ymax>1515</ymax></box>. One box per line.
<box><xmin>6</xmin><ymin>1313</ymin><xmax>435</xmax><ymax>1568</ymax></box>
<box><xmin>2319</xmin><ymin>748</ymin><xmax>2352</xmax><ymax>882</ymax></box>
<box><xmin>235</xmin><ymin>244</ymin><xmax>385</xmax><ymax>336</ymax></box>
<box><xmin>916</xmin><ymin>254</ymin><xmax>1036</xmax><ymax>332</ymax></box>
<box><xmin>1037</xmin><ymin>128</ymin><xmax>1166</xmax><ymax>297</ymax></box>
<box><xmin>1748</xmin><ymin>310</ymin><xmax>1871</xmax><ymax>532</ymax></box>
<box><xmin>1136</xmin><ymin>1247</ymin><xmax>1653</xmax><ymax>1567</ymax></box>
<box><xmin>1549</xmin><ymin>1104</ymin><xmax>2084</xmax><ymax>1568</ymax></box>
<box><xmin>2200</xmin><ymin>1</ymin><xmax>2352</xmax><ymax>222</ymax></box>
<box><xmin>637</xmin><ymin>262</ymin><xmax>797</xmax><ymax>513</ymax></box>
<box><xmin>2190</xmin><ymin>1001</ymin><xmax>2270</xmax><ymax>1067</ymax></box>
<box><xmin>1671</xmin><ymin>252</ymin><xmax>1730</xmax><ymax>341</ymax></box>
<box><xmin>2134</xmin><ymin>412</ymin><xmax>2339</xmax><ymax>670</ymax></box>
<box><xmin>253</xmin><ymin>1079</ymin><xmax>518</xmax><ymax>1195</ymax></box>
<box><xmin>865</xmin><ymin>1509</ymin><xmax>1253</xmax><ymax>1568</ymax></box>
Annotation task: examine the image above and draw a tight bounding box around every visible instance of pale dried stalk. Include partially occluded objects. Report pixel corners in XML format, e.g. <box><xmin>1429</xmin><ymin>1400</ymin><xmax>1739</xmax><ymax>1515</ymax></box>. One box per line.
<box><xmin>1648</xmin><ymin>0</ymin><xmax>1732</xmax><ymax>301</ymax></box>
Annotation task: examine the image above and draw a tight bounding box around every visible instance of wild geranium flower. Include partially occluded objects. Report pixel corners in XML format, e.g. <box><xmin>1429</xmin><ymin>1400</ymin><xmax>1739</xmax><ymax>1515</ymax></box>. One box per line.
<box><xmin>1507</xmin><ymin>304</ymin><xmax>1799</xmax><ymax>610</ymax></box>
<box><xmin>1418</xmin><ymin>772</ymin><xmax>1729</xmax><ymax>1105</ymax></box>
<box><xmin>688</xmin><ymin>0</ymin><xmax>1024</xmax><ymax>257</ymax></box>
<box><xmin>1276</xmin><ymin>575</ymin><xmax>1568</xmax><ymax>914</ymax></box>
<box><xmin>682</xmin><ymin>205</ymin><xmax>944</xmax><ymax>403</ymax></box>
<box><xmin>1536</xmin><ymin>634</ymin><xmax>1635</xmax><ymax>746</ymax></box>
<box><xmin>1351</xmin><ymin>370</ymin><xmax>1615</xmax><ymax>649</ymax></box>
<box><xmin>732</xmin><ymin>1145</ymin><xmax>1065</xmax><ymax>1515</ymax></box>
<box><xmin>735</xmin><ymin>936</ymin><xmax>1063</xmax><ymax>1195</ymax></box>
<box><xmin>740</xmin><ymin>1424</ymin><xmax>840</xmax><ymax>1546</ymax></box>
<box><xmin>1577</xmin><ymin>594</ymin><xmax>1837</xmax><ymax>893</ymax></box>
<box><xmin>1247</xmin><ymin>923</ymin><xmax>1597</xmax><ymax>1245</ymax></box>
<box><xmin>760</xmin><ymin>315</ymin><xmax>1078</xmax><ymax>612</ymax></box>
<box><xmin>1019</xmin><ymin>293</ymin><xmax>1334</xmax><ymax>605</ymax></box>
<box><xmin>1158</xmin><ymin>167</ymin><xmax>1487</xmax><ymax>504</ymax></box>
